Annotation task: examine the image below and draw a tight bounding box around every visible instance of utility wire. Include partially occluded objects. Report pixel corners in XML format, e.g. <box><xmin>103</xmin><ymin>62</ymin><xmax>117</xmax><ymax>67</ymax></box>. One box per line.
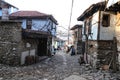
<box><xmin>68</xmin><ymin>0</ymin><xmax>74</xmax><ymax>44</ymax></box>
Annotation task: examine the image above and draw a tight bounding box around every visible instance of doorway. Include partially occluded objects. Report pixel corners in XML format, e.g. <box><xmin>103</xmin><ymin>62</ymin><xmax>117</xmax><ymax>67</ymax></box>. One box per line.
<box><xmin>37</xmin><ymin>38</ymin><xmax>47</xmax><ymax>56</ymax></box>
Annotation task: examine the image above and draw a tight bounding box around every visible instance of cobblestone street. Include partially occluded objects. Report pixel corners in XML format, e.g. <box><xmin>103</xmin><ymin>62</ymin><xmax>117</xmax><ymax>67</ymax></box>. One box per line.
<box><xmin>0</xmin><ymin>50</ymin><xmax>120</xmax><ymax>80</ymax></box>
<box><xmin>0</xmin><ymin>51</ymin><xmax>82</xmax><ymax>80</ymax></box>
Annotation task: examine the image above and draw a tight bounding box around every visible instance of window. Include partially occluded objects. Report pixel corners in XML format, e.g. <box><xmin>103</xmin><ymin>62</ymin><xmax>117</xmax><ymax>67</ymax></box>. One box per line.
<box><xmin>26</xmin><ymin>19</ymin><xmax>32</xmax><ymax>29</ymax></box>
<box><xmin>102</xmin><ymin>14</ymin><xmax>110</xmax><ymax>27</ymax></box>
<box><xmin>84</xmin><ymin>21</ymin><xmax>86</xmax><ymax>34</ymax></box>
<box><xmin>88</xmin><ymin>19</ymin><xmax>92</xmax><ymax>34</ymax></box>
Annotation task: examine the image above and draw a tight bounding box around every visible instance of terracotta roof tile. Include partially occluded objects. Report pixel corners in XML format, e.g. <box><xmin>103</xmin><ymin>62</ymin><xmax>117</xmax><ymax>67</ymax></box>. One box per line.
<box><xmin>10</xmin><ymin>11</ymin><xmax>58</xmax><ymax>24</ymax></box>
<box><xmin>10</xmin><ymin>11</ymin><xmax>48</xmax><ymax>17</ymax></box>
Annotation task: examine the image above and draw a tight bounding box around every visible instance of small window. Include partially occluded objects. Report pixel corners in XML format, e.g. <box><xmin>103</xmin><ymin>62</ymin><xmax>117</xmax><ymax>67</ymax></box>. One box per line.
<box><xmin>102</xmin><ymin>14</ymin><xmax>110</xmax><ymax>27</ymax></box>
<box><xmin>26</xmin><ymin>19</ymin><xmax>32</xmax><ymax>29</ymax></box>
<box><xmin>84</xmin><ymin>21</ymin><xmax>87</xmax><ymax>34</ymax></box>
<box><xmin>88</xmin><ymin>19</ymin><xmax>92</xmax><ymax>34</ymax></box>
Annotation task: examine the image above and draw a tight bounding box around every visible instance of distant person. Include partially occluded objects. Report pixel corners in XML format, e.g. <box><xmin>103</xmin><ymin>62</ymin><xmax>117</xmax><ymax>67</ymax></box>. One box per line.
<box><xmin>70</xmin><ymin>46</ymin><xmax>75</xmax><ymax>56</ymax></box>
<box><xmin>57</xmin><ymin>46</ymin><xmax>61</xmax><ymax>50</ymax></box>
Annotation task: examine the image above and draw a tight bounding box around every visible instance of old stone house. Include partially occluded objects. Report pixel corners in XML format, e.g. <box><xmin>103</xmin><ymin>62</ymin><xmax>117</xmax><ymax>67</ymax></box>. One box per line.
<box><xmin>9</xmin><ymin>11</ymin><xmax>58</xmax><ymax>65</ymax></box>
<box><xmin>70</xmin><ymin>24</ymin><xmax>83</xmax><ymax>54</ymax></box>
<box><xmin>0</xmin><ymin>1</ymin><xmax>58</xmax><ymax>65</ymax></box>
<box><xmin>77</xmin><ymin>1</ymin><xmax>119</xmax><ymax>70</ymax></box>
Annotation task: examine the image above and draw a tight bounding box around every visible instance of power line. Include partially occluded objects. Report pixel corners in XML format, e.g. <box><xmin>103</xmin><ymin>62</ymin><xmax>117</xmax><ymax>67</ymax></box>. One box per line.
<box><xmin>68</xmin><ymin>0</ymin><xmax>74</xmax><ymax>44</ymax></box>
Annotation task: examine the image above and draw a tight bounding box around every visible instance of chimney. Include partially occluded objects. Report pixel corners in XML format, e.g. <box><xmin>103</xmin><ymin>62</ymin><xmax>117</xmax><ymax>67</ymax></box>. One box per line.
<box><xmin>1</xmin><ymin>1</ymin><xmax>9</xmax><ymax>20</ymax></box>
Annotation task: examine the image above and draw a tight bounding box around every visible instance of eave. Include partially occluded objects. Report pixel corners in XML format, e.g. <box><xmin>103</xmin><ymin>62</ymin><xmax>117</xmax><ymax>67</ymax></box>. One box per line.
<box><xmin>77</xmin><ymin>1</ymin><xmax>106</xmax><ymax>21</ymax></box>
<box><xmin>9</xmin><ymin>15</ymin><xmax>58</xmax><ymax>25</ymax></box>
<box><xmin>71</xmin><ymin>24</ymin><xmax>82</xmax><ymax>30</ymax></box>
<box><xmin>106</xmin><ymin>1</ymin><xmax>120</xmax><ymax>13</ymax></box>
<box><xmin>22</xmin><ymin>29</ymin><xmax>51</xmax><ymax>39</ymax></box>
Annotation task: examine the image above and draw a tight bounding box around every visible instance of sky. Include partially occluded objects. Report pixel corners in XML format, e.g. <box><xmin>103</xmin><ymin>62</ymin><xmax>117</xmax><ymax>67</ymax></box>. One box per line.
<box><xmin>5</xmin><ymin>0</ymin><xmax>103</xmax><ymax>29</ymax></box>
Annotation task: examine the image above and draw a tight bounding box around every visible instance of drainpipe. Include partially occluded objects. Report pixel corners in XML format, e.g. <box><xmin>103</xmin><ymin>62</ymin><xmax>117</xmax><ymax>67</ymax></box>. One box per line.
<box><xmin>1</xmin><ymin>2</ymin><xmax>9</xmax><ymax>20</ymax></box>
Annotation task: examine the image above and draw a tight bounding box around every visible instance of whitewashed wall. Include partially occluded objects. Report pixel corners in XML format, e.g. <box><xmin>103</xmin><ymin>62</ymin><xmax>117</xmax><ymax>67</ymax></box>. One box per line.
<box><xmin>21</xmin><ymin>19</ymin><xmax>56</xmax><ymax>36</ymax></box>
<box><xmin>22</xmin><ymin>19</ymin><xmax>27</xmax><ymax>29</ymax></box>
<box><xmin>0</xmin><ymin>7</ymin><xmax>18</xmax><ymax>16</ymax></box>
<box><xmin>90</xmin><ymin>11</ymin><xmax>99</xmax><ymax>40</ymax></box>
<box><xmin>21</xmin><ymin>49</ymin><xmax>35</xmax><ymax>65</ymax></box>
<box><xmin>116</xmin><ymin>13</ymin><xmax>120</xmax><ymax>51</ymax></box>
<box><xmin>9</xmin><ymin>7</ymin><xmax>18</xmax><ymax>14</ymax></box>
<box><xmin>99</xmin><ymin>11</ymin><xmax>116</xmax><ymax>40</ymax></box>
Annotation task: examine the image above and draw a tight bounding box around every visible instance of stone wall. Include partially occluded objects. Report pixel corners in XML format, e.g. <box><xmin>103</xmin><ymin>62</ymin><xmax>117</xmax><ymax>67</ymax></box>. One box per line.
<box><xmin>87</xmin><ymin>40</ymin><xmax>98</xmax><ymax>68</ymax></box>
<box><xmin>97</xmin><ymin>40</ymin><xmax>113</xmax><ymax>68</ymax></box>
<box><xmin>88</xmin><ymin>40</ymin><xmax>98</xmax><ymax>55</ymax></box>
<box><xmin>87</xmin><ymin>40</ymin><xmax>115</xmax><ymax>69</ymax></box>
<box><xmin>0</xmin><ymin>20</ymin><xmax>22</xmax><ymax>66</ymax></box>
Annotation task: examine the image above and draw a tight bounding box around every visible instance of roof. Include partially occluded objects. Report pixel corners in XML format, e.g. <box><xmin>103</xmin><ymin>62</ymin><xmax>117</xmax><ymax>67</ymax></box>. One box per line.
<box><xmin>0</xmin><ymin>0</ymin><xmax>18</xmax><ymax>9</ymax></box>
<box><xmin>106</xmin><ymin>1</ymin><xmax>120</xmax><ymax>13</ymax></box>
<box><xmin>71</xmin><ymin>24</ymin><xmax>82</xmax><ymax>30</ymax></box>
<box><xmin>77</xmin><ymin>1</ymin><xmax>106</xmax><ymax>21</ymax></box>
<box><xmin>9</xmin><ymin>11</ymin><xmax>58</xmax><ymax>24</ymax></box>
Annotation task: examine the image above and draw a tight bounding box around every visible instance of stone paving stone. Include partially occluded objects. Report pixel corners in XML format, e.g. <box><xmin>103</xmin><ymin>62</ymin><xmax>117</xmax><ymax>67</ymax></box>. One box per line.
<box><xmin>64</xmin><ymin>75</ymin><xmax>87</xmax><ymax>80</ymax></box>
<box><xmin>0</xmin><ymin>50</ymin><xmax>120</xmax><ymax>80</ymax></box>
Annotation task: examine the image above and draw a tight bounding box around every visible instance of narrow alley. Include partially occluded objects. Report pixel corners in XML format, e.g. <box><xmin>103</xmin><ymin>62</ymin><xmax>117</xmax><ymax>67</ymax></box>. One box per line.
<box><xmin>1</xmin><ymin>0</ymin><xmax>120</xmax><ymax>80</ymax></box>
<box><xmin>0</xmin><ymin>50</ymin><xmax>120</xmax><ymax>80</ymax></box>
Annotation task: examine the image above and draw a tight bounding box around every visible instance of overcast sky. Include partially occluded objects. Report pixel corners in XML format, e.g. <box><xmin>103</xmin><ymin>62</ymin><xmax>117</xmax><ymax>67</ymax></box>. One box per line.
<box><xmin>5</xmin><ymin>0</ymin><xmax>103</xmax><ymax>29</ymax></box>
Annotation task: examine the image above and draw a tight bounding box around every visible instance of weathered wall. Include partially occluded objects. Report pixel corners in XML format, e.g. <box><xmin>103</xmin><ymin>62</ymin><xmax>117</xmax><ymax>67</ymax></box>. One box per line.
<box><xmin>100</xmin><ymin>11</ymin><xmax>116</xmax><ymax>40</ymax></box>
<box><xmin>72</xmin><ymin>28</ymin><xmax>82</xmax><ymax>54</ymax></box>
<box><xmin>77</xmin><ymin>28</ymin><xmax>82</xmax><ymax>54</ymax></box>
<box><xmin>83</xmin><ymin>10</ymin><xmax>118</xmax><ymax>70</ymax></box>
<box><xmin>97</xmin><ymin>40</ymin><xmax>113</xmax><ymax>68</ymax></box>
<box><xmin>20</xmin><ymin>39</ymin><xmax>39</xmax><ymax>65</ymax></box>
<box><xmin>0</xmin><ymin>21</ymin><xmax>39</xmax><ymax>65</ymax></box>
<box><xmin>21</xmin><ymin>19</ymin><xmax>57</xmax><ymax>36</ymax></box>
<box><xmin>91</xmin><ymin>11</ymin><xmax>99</xmax><ymax>40</ymax></box>
<box><xmin>87</xmin><ymin>40</ymin><xmax>98</xmax><ymax>68</ymax></box>
<box><xmin>87</xmin><ymin>40</ymin><xmax>115</xmax><ymax>69</ymax></box>
<box><xmin>115</xmin><ymin>12</ymin><xmax>120</xmax><ymax>69</ymax></box>
<box><xmin>115</xmin><ymin>13</ymin><xmax>120</xmax><ymax>51</ymax></box>
<box><xmin>0</xmin><ymin>21</ymin><xmax>22</xmax><ymax>66</ymax></box>
<box><xmin>73</xmin><ymin>29</ymin><xmax>78</xmax><ymax>53</ymax></box>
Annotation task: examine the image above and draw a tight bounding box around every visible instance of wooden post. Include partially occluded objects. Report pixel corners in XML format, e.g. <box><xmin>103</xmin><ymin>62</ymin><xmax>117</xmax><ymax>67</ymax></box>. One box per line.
<box><xmin>112</xmin><ymin>37</ymin><xmax>117</xmax><ymax>72</ymax></box>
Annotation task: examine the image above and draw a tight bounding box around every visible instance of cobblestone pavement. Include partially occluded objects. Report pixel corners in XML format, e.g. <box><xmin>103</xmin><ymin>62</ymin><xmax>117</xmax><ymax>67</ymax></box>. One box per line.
<box><xmin>0</xmin><ymin>51</ymin><xmax>81</xmax><ymax>80</ymax></box>
<box><xmin>0</xmin><ymin>50</ymin><xmax>120</xmax><ymax>80</ymax></box>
